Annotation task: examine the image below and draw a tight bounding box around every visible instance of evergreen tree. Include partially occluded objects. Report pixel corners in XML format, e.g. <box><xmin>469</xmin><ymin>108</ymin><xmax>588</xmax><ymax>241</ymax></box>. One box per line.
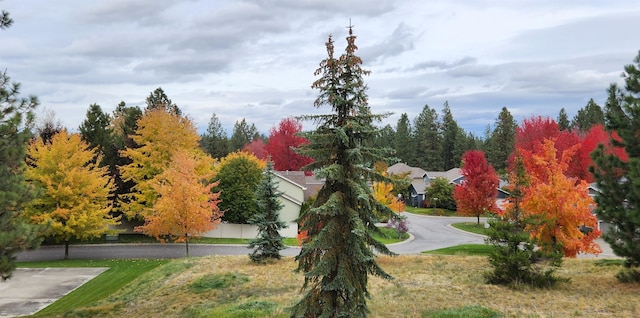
<box><xmin>229</xmin><ymin>118</ymin><xmax>259</xmax><ymax>151</ymax></box>
<box><xmin>394</xmin><ymin>113</ymin><xmax>413</xmax><ymax>164</ymax></box>
<box><xmin>248</xmin><ymin>159</ymin><xmax>287</xmax><ymax>263</ymax></box>
<box><xmin>557</xmin><ymin>108</ymin><xmax>570</xmax><ymax>131</ymax></box>
<box><xmin>374</xmin><ymin>124</ymin><xmax>395</xmax><ymax>153</ymax></box>
<box><xmin>413</xmin><ymin>104</ymin><xmax>442</xmax><ymax>170</ymax></box>
<box><xmin>572</xmin><ymin>98</ymin><xmax>605</xmax><ymax>131</ymax></box>
<box><xmin>79</xmin><ymin>104</ymin><xmax>117</xmax><ymax>168</ymax></box>
<box><xmin>110</xmin><ymin>102</ymin><xmax>142</xmax><ymax>214</ymax></box>
<box><xmin>486</xmin><ymin>107</ymin><xmax>516</xmax><ymax>171</ymax></box>
<box><xmin>441</xmin><ymin>101</ymin><xmax>461</xmax><ymax>170</ymax></box>
<box><xmin>200</xmin><ymin>113</ymin><xmax>229</xmax><ymax>158</ymax></box>
<box><xmin>292</xmin><ymin>27</ymin><xmax>396</xmax><ymax>317</ymax></box>
<box><xmin>0</xmin><ymin>12</ymin><xmax>42</xmax><ymax>280</ymax></box>
<box><xmin>145</xmin><ymin>87</ymin><xmax>181</xmax><ymax>115</ymax></box>
<box><xmin>604</xmin><ymin>83</ymin><xmax>626</xmax><ymax>132</ymax></box>
<box><xmin>591</xmin><ymin>51</ymin><xmax>640</xmax><ymax>279</ymax></box>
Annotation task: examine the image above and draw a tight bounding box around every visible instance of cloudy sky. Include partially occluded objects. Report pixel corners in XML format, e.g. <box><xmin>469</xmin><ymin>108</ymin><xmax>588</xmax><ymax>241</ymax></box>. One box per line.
<box><xmin>2</xmin><ymin>0</ymin><xmax>639</xmax><ymax>136</ymax></box>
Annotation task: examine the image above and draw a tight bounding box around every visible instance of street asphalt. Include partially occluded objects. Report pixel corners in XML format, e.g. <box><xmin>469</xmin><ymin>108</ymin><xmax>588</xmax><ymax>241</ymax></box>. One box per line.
<box><xmin>5</xmin><ymin>213</ymin><xmax>618</xmax><ymax>317</ymax></box>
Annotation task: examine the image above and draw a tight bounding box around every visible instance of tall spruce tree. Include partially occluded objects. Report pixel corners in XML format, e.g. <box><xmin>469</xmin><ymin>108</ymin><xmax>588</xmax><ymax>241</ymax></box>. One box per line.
<box><xmin>591</xmin><ymin>51</ymin><xmax>640</xmax><ymax>276</ymax></box>
<box><xmin>248</xmin><ymin>159</ymin><xmax>287</xmax><ymax>263</ymax></box>
<box><xmin>413</xmin><ymin>104</ymin><xmax>442</xmax><ymax>170</ymax></box>
<box><xmin>292</xmin><ymin>27</ymin><xmax>396</xmax><ymax>317</ymax></box>
<box><xmin>200</xmin><ymin>113</ymin><xmax>229</xmax><ymax>158</ymax></box>
<box><xmin>394</xmin><ymin>113</ymin><xmax>413</xmax><ymax>164</ymax></box>
<box><xmin>0</xmin><ymin>10</ymin><xmax>42</xmax><ymax>280</ymax></box>
<box><xmin>486</xmin><ymin>107</ymin><xmax>517</xmax><ymax>171</ymax></box>
<box><xmin>557</xmin><ymin>108</ymin><xmax>570</xmax><ymax>131</ymax></box>
<box><xmin>572</xmin><ymin>98</ymin><xmax>605</xmax><ymax>131</ymax></box>
<box><xmin>441</xmin><ymin>101</ymin><xmax>461</xmax><ymax>170</ymax></box>
<box><xmin>145</xmin><ymin>87</ymin><xmax>181</xmax><ymax>115</ymax></box>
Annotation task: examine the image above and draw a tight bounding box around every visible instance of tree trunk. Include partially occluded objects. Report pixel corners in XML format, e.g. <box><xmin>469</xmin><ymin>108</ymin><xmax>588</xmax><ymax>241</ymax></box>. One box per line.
<box><xmin>185</xmin><ymin>234</ymin><xmax>189</xmax><ymax>258</ymax></box>
<box><xmin>64</xmin><ymin>241</ymin><xmax>69</xmax><ymax>260</ymax></box>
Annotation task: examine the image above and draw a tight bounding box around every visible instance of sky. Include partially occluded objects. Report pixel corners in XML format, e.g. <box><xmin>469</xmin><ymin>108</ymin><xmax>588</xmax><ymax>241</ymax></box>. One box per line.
<box><xmin>1</xmin><ymin>0</ymin><xmax>639</xmax><ymax>137</ymax></box>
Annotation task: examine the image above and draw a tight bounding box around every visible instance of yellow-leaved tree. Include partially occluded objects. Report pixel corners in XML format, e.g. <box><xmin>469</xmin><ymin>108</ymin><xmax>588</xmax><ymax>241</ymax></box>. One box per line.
<box><xmin>25</xmin><ymin>130</ymin><xmax>119</xmax><ymax>259</ymax></box>
<box><xmin>372</xmin><ymin>181</ymin><xmax>405</xmax><ymax>214</ymax></box>
<box><xmin>135</xmin><ymin>150</ymin><xmax>222</xmax><ymax>256</ymax></box>
<box><xmin>119</xmin><ymin>109</ymin><xmax>205</xmax><ymax>219</ymax></box>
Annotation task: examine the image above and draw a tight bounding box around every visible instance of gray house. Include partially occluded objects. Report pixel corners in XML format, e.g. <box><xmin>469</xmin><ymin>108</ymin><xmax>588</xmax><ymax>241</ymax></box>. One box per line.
<box><xmin>387</xmin><ymin>163</ymin><xmax>464</xmax><ymax>207</ymax></box>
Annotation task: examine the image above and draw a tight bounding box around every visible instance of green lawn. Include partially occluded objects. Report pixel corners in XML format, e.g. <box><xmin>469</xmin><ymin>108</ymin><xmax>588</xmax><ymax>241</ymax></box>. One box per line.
<box><xmin>404</xmin><ymin>206</ymin><xmax>456</xmax><ymax>216</ymax></box>
<box><xmin>18</xmin><ymin>259</ymin><xmax>169</xmax><ymax>316</ymax></box>
<box><xmin>372</xmin><ymin>226</ymin><xmax>410</xmax><ymax>244</ymax></box>
<box><xmin>421</xmin><ymin>244</ymin><xmax>493</xmax><ymax>256</ymax></box>
<box><xmin>450</xmin><ymin>222</ymin><xmax>489</xmax><ymax>236</ymax></box>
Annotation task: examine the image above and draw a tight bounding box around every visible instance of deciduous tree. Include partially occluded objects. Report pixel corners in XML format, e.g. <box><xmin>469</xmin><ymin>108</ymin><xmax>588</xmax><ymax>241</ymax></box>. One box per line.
<box><xmin>135</xmin><ymin>150</ymin><xmax>221</xmax><ymax>257</ymax></box>
<box><xmin>454</xmin><ymin>150</ymin><xmax>499</xmax><ymax>224</ymax></box>
<box><xmin>119</xmin><ymin>109</ymin><xmax>202</xmax><ymax>219</ymax></box>
<box><xmin>291</xmin><ymin>28</ymin><xmax>396</xmax><ymax>317</ymax></box>
<box><xmin>25</xmin><ymin>130</ymin><xmax>119</xmax><ymax>259</ymax></box>
<box><xmin>248</xmin><ymin>159</ymin><xmax>287</xmax><ymax>262</ymax></box>
<box><xmin>264</xmin><ymin>117</ymin><xmax>313</xmax><ymax>172</ymax></box>
<box><xmin>425</xmin><ymin>177</ymin><xmax>456</xmax><ymax>210</ymax></box>
<box><xmin>520</xmin><ymin>139</ymin><xmax>601</xmax><ymax>257</ymax></box>
<box><xmin>214</xmin><ymin>151</ymin><xmax>266</xmax><ymax>224</ymax></box>
<box><xmin>0</xmin><ymin>16</ymin><xmax>41</xmax><ymax>278</ymax></box>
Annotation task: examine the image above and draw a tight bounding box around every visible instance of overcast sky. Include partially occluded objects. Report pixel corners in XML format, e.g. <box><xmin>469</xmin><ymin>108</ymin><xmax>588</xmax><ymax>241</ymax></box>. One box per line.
<box><xmin>2</xmin><ymin>0</ymin><xmax>639</xmax><ymax>136</ymax></box>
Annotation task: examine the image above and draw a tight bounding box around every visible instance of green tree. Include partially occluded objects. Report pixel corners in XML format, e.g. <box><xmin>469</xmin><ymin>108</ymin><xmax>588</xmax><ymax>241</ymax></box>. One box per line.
<box><xmin>199</xmin><ymin>113</ymin><xmax>229</xmax><ymax>159</ymax></box>
<box><xmin>572</xmin><ymin>98</ymin><xmax>605</xmax><ymax>131</ymax></box>
<box><xmin>25</xmin><ymin>131</ymin><xmax>119</xmax><ymax>259</ymax></box>
<box><xmin>486</xmin><ymin>107</ymin><xmax>516</xmax><ymax>171</ymax></box>
<box><xmin>374</xmin><ymin>123</ymin><xmax>395</xmax><ymax>153</ymax></box>
<box><xmin>591</xmin><ymin>51</ymin><xmax>640</xmax><ymax>279</ymax></box>
<box><xmin>145</xmin><ymin>87</ymin><xmax>181</xmax><ymax>115</ymax></box>
<box><xmin>214</xmin><ymin>151</ymin><xmax>266</xmax><ymax>224</ymax></box>
<box><xmin>0</xmin><ymin>10</ymin><xmax>42</xmax><ymax>280</ymax></box>
<box><xmin>248</xmin><ymin>159</ymin><xmax>288</xmax><ymax>262</ymax></box>
<box><xmin>557</xmin><ymin>108</ymin><xmax>570</xmax><ymax>131</ymax></box>
<box><xmin>291</xmin><ymin>28</ymin><xmax>396</xmax><ymax>317</ymax></box>
<box><xmin>79</xmin><ymin>104</ymin><xmax>118</xmax><ymax>170</ymax></box>
<box><xmin>413</xmin><ymin>104</ymin><xmax>442</xmax><ymax>170</ymax></box>
<box><xmin>394</xmin><ymin>113</ymin><xmax>413</xmax><ymax>164</ymax></box>
<box><xmin>110</xmin><ymin>102</ymin><xmax>142</xmax><ymax>214</ymax></box>
<box><xmin>441</xmin><ymin>101</ymin><xmax>462</xmax><ymax>170</ymax></box>
<box><xmin>425</xmin><ymin>177</ymin><xmax>455</xmax><ymax>210</ymax></box>
<box><xmin>229</xmin><ymin>118</ymin><xmax>259</xmax><ymax>152</ymax></box>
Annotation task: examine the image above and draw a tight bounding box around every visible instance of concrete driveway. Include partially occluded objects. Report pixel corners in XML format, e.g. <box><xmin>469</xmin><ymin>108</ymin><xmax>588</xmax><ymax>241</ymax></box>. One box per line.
<box><xmin>0</xmin><ymin>267</ymin><xmax>107</xmax><ymax>318</ymax></box>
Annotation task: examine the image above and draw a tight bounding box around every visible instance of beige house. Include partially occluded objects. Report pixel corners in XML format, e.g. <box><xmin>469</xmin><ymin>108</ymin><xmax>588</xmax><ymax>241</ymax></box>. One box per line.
<box><xmin>204</xmin><ymin>172</ymin><xmax>308</xmax><ymax>239</ymax></box>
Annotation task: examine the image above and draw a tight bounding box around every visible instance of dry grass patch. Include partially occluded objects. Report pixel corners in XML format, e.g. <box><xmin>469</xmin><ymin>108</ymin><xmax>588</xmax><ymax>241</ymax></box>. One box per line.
<box><xmin>50</xmin><ymin>255</ymin><xmax>640</xmax><ymax>317</ymax></box>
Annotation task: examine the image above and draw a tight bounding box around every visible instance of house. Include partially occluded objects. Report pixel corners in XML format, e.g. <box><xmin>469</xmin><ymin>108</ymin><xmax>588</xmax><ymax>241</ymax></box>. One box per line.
<box><xmin>387</xmin><ymin>162</ymin><xmax>508</xmax><ymax>208</ymax></box>
<box><xmin>204</xmin><ymin>171</ymin><xmax>312</xmax><ymax>239</ymax></box>
<box><xmin>387</xmin><ymin>163</ymin><xmax>464</xmax><ymax>207</ymax></box>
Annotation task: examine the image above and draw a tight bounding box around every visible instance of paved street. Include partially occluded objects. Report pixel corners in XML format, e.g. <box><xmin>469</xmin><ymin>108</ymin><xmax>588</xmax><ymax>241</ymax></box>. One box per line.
<box><xmin>16</xmin><ymin>213</ymin><xmax>616</xmax><ymax>261</ymax></box>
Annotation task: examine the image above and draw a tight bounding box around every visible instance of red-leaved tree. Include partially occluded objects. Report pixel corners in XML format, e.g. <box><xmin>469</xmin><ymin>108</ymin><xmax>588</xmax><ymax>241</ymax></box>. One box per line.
<box><xmin>243</xmin><ymin>139</ymin><xmax>267</xmax><ymax>160</ymax></box>
<box><xmin>264</xmin><ymin>118</ymin><xmax>313</xmax><ymax>173</ymax></box>
<box><xmin>454</xmin><ymin>150</ymin><xmax>500</xmax><ymax>224</ymax></box>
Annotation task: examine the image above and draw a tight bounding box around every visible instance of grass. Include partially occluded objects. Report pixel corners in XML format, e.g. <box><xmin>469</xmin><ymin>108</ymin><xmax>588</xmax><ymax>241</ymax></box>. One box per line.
<box><xmin>372</xmin><ymin>226</ymin><xmax>410</xmax><ymax>244</ymax></box>
<box><xmin>405</xmin><ymin>206</ymin><xmax>457</xmax><ymax>216</ymax></box>
<box><xmin>17</xmin><ymin>259</ymin><xmax>168</xmax><ymax>316</ymax></box>
<box><xmin>422</xmin><ymin>244</ymin><xmax>493</xmax><ymax>256</ymax></box>
<box><xmin>25</xmin><ymin>255</ymin><xmax>640</xmax><ymax>317</ymax></box>
<box><xmin>451</xmin><ymin>222</ymin><xmax>489</xmax><ymax>236</ymax></box>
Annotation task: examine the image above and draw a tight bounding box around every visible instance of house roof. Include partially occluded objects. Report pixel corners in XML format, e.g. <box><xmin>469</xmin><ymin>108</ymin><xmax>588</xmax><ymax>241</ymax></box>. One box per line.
<box><xmin>425</xmin><ymin>168</ymin><xmax>462</xmax><ymax>182</ymax></box>
<box><xmin>274</xmin><ymin>171</ymin><xmax>324</xmax><ymax>201</ymax></box>
<box><xmin>387</xmin><ymin>163</ymin><xmax>426</xmax><ymax>179</ymax></box>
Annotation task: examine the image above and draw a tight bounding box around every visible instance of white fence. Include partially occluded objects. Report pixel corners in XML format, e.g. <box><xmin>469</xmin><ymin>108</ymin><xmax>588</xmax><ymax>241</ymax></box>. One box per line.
<box><xmin>203</xmin><ymin>222</ymin><xmax>299</xmax><ymax>239</ymax></box>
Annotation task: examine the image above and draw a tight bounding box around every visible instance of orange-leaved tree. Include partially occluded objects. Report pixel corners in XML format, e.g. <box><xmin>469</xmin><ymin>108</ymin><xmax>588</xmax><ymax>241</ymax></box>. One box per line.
<box><xmin>454</xmin><ymin>150</ymin><xmax>500</xmax><ymax>224</ymax></box>
<box><xmin>520</xmin><ymin>138</ymin><xmax>601</xmax><ymax>257</ymax></box>
<box><xmin>119</xmin><ymin>108</ymin><xmax>204</xmax><ymax>219</ymax></box>
<box><xmin>25</xmin><ymin>130</ymin><xmax>119</xmax><ymax>259</ymax></box>
<box><xmin>135</xmin><ymin>150</ymin><xmax>222</xmax><ymax>257</ymax></box>
<box><xmin>373</xmin><ymin>181</ymin><xmax>405</xmax><ymax>214</ymax></box>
